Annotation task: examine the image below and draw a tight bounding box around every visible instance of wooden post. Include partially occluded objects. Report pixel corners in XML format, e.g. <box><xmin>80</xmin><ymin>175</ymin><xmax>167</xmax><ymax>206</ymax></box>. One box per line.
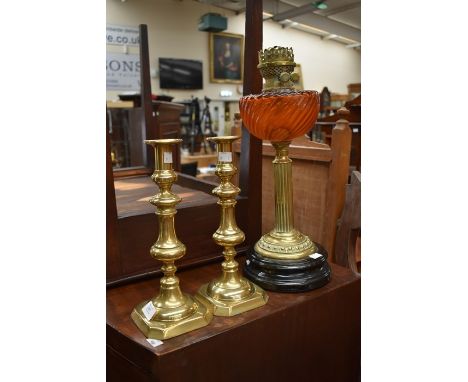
<box><xmin>106</xmin><ymin>118</ymin><xmax>121</xmax><ymax>280</ymax></box>
<box><xmin>139</xmin><ymin>24</ymin><xmax>156</xmax><ymax>169</ymax></box>
<box><xmin>239</xmin><ymin>0</ymin><xmax>263</xmax><ymax>246</ymax></box>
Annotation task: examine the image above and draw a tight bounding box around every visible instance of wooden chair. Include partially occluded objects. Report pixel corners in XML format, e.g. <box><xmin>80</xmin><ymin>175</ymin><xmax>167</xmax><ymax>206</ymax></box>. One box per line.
<box><xmin>313</xmin><ymin>95</ymin><xmax>360</xmax><ymax>171</ymax></box>
<box><xmin>334</xmin><ymin>171</ymin><xmax>361</xmax><ymax>274</ymax></box>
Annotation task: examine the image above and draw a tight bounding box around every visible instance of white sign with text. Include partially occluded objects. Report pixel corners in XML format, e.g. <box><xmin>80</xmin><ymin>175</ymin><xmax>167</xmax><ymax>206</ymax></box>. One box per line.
<box><xmin>163</xmin><ymin>152</ymin><xmax>173</xmax><ymax>164</ymax></box>
<box><xmin>218</xmin><ymin>152</ymin><xmax>232</xmax><ymax>162</ymax></box>
<box><xmin>106</xmin><ymin>53</ymin><xmax>140</xmax><ymax>91</ymax></box>
<box><xmin>106</xmin><ymin>24</ymin><xmax>140</xmax><ymax>46</ymax></box>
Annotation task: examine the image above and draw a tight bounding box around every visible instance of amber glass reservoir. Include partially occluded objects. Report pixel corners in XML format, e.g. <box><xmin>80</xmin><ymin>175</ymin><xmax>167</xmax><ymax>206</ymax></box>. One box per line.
<box><xmin>239</xmin><ymin>90</ymin><xmax>320</xmax><ymax>141</ymax></box>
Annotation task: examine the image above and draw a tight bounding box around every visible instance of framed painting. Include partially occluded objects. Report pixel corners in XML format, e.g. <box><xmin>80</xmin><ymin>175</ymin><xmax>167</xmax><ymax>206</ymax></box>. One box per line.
<box><xmin>209</xmin><ymin>32</ymin><xmax>244</xmax><ymax>84</ymax></box>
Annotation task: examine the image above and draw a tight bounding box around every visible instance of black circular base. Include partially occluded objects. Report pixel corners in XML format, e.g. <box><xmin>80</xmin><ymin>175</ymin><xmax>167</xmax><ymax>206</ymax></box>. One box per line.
<box><xmin>244</xmin><ymin>242</ymin><xmax>331</xmax><ymax>293</ymax></box>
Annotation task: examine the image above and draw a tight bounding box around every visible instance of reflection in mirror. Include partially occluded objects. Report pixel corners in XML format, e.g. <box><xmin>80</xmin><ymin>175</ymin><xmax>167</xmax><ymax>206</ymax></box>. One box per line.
<box><xmin>107</xmin><ymin>107</ymin><xmax>147</xmax><ymax>170</ymax></box>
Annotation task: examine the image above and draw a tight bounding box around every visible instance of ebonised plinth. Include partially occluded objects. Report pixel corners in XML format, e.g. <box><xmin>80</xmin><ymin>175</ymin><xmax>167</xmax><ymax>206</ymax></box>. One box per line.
<box><xmin>244</xmin><ymin>242</ymin><xmax>331</xmax><ymax>292</ymax></box>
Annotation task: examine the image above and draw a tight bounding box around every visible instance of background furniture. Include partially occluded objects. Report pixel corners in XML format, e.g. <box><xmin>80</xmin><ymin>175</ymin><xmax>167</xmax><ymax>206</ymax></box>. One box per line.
<box><xmin>181</xmin><ymin>152</ymin><xmax>217</xmax><ymax>168</ymax></box>
<box><xmin>179</xmin><ymin>97</ymin><xmax>216</xmax><ymax>154</ymax></box>
<box><xmin>179</xmin><ymin>98</ymin><xmax>202</xmax><ymax>153</ymax></box>
<box><xmin>151</xmin><ymin>100</ymin><xmax>184</xmax><ymax>170</ymax></box>
<box><xmin>107</xmin><ymin>107</ymin><xmax>145</xmax><ymax>169</ymax></box>
<box><xmin>313</xmin><ymin>96</ymin><xmax>361</xmax><ymax>171</ymax></box>
<box><xmin>180</xmin><ymin>161</ymin><xmax>198</xmax><ymax>177</ymax></box>
<box><xmin>348</xmin><ymin>83</ymin><xmax>361</xmax><ymax>99</ymax></box>
<box><xmin>318</xmin><ymin>84</ymin><xmax>361</xmax><ymax>119</ymax></box>
<box><xmin>334</xmin><ymin>171</ymin><xmax>361</xmax><ymax>274</ymax></box>
<box><xmin>108</xmin><ymin>101</ymin><xmax>184</xmax><ymax>173</ymax></box>
<box><xmin>319</xmin><ymin>86</ymin><xmax>332</xmax><ymax>118</ymax></box>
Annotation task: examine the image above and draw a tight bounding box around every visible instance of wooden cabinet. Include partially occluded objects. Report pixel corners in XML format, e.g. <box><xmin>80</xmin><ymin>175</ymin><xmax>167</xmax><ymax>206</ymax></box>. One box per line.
<box><xmin>107</xmin><ymin>260</ymin><xmax>361</xmax><ymax>382</ymax></box>
<box><xmin>150</xmin><ymin>101</ymin><xmax>184</xmax><ymax>171</ymax></box>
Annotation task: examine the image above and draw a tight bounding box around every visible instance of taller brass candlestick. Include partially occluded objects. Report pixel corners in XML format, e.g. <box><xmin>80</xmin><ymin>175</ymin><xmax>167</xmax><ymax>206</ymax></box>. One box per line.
<box><xmin>131</xmin><ymin>139</ymin><xmax>212</xmax><ymax>340</ymax></box>
<box><xmin>196</xmin><ymin>136</ymin><xmax>268</xmax><ymax>316</ymax></box>
<box><xmin>240</xmin><ymin>46</ymin><xmax>331</xmax><ymax>292</ymax></box>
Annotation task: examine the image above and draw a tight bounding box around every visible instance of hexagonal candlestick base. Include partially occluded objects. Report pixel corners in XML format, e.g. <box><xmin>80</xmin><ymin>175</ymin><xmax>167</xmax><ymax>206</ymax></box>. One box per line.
<box><xmin>131</xmin><ymin>294</ymin><xmax>213</xmax><ymax>340</ymax></box>
<box><xmin>196</xmin><ymin>281</ymin><xmax>268</xmax><ymax>317</ymax></box>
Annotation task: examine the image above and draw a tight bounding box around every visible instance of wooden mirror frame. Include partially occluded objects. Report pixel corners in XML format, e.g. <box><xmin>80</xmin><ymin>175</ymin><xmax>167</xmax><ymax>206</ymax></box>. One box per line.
<box><xmin>110</xmin><ymin>25</ymin><xmax>182</xmax><ymax>179</ymax></box>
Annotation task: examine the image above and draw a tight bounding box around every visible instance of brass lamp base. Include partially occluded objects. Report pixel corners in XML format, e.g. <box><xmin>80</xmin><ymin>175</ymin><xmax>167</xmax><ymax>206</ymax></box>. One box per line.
<box><xmin>255</xmin><ymin>229</ymin><xmax>317</xmax><ymax>260</ymax></box>
<box><xmin>196</xmin><ymin>278</ymin><xmax>268</xmax><ymax>317</ymax></box>
<box><xmin>131</xmin><ymin>294</ymin><xmax>212</xmax><ymax>340</ymax></box>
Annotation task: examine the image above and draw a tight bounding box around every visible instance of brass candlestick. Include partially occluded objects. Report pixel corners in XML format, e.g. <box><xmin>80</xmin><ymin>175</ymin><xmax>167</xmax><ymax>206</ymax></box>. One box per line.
<box><xmin>131</xmin><ymin>139</ymin><xmax>212</xmax><ymax>340</ymax></box>
<box><xmin>196</xmin><ymin>136</ymin><xmax>268</xmax><ymax>316</ymax></box>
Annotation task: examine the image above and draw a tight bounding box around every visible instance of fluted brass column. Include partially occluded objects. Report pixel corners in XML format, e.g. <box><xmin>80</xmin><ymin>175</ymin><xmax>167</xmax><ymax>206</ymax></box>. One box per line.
<box><xmin>196</xmin><ymin>136</ymin><xmax>268</xmax><ymax>316</ymax></box>
<box><xmin>272</xmin><ymin>141</ymin><xmax>294</xmax><ymax>233</ymax></box>
<box><xmin>255</xmin><ymin>141</ymin><xmax>317</xmax><ymax>260</ymax></box>
<box><xmin>131</xmin><ymin>139</ymin><xmax>212</xmax><ymax>340</ymax></box>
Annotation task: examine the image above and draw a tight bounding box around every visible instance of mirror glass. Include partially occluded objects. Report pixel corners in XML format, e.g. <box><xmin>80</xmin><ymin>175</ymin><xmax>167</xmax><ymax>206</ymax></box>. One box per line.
<box><xmin>107</xmin><ymin>107</ymin><xmax>147</xmax><ymax>169</ymax></box>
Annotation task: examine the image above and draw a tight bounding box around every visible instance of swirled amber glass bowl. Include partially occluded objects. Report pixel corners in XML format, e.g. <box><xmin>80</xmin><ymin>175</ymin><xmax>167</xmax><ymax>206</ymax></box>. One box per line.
<box><xmin>239</xmin><ymin>90</ymin><xmax>320</xmax><ymax>142</ymax></box>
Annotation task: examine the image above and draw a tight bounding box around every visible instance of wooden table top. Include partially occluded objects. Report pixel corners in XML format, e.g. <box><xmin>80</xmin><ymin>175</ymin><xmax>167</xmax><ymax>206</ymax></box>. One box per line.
<box><xmin>106</xmin><ymin>258</ymin><xmax>360</xmax><ymax>357</ymax></box>
<box><xmin>114</xmin><ymin>176</ymin><xmax>217</xmax><ymax>218</ymax></box>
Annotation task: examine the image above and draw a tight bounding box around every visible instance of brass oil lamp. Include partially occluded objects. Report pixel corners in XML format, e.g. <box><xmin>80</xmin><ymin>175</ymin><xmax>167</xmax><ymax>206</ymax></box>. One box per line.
<box><xmin>131</xmin><ymin>139</ymin><xmax>212</xmax><ymax>339</ymax></box>
<box><xmin>196</xmin><ymin>136</ymin><xmax>268</xmax><ymax>315</ymax></box>
<box><xmin>239</xmin><ymin>46</ymin><xmax>331</xmax><ymax>292</ymax></box>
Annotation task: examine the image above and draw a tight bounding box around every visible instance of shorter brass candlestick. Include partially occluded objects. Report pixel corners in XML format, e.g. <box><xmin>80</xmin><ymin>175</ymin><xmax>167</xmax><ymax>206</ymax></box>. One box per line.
<box><xmin>196</xmin><ymin>136</ymin><xmax>268</xmax><ymax>316</ymax></box>
<box><xmin>131</xmin><ymin>139</ymin><xmax>212</xmax><ymax>340</ymax></box>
